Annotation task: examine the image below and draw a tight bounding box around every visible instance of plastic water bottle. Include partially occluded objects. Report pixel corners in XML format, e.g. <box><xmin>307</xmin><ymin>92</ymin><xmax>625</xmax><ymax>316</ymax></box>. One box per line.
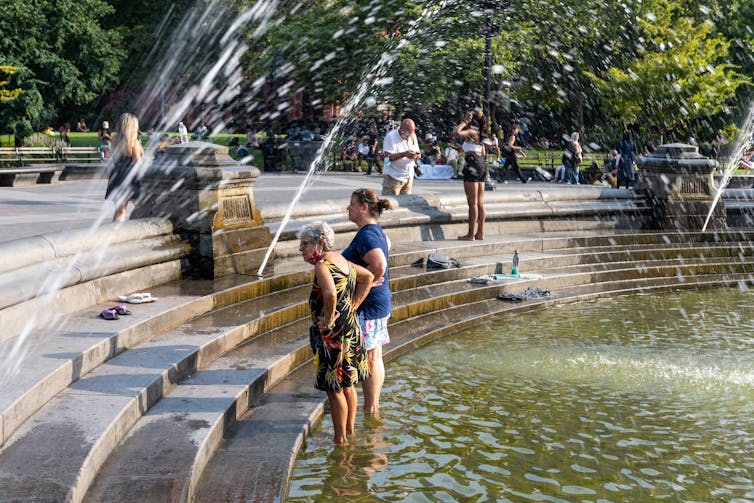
<box><xmin>178</xmin><ymin>122</ymin><xmax>189</xmax><ymax>143</ymax></box>
<box><xmin>511</xmin><ymin>250</ymin><xmax>519</xmax><ymax>277</ymax></box>
<box><xmin>383</xmin><ymin>155</ymin><xmax>390</xmax><ymax>171</ymax></box>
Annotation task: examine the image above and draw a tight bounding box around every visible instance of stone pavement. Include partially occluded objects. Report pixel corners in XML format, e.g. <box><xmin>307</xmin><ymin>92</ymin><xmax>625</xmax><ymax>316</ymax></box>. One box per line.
<box><xmin>0</xmin><ymin>172</ymin><xmax>577</xmax><ymax>243</ymax></box>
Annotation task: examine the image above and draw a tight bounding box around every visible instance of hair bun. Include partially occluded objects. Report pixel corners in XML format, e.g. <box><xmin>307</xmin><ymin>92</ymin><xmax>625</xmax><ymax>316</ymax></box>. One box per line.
<box><xmin>379</xmin><ymin>199</ymin><xmax>393</xmax><ymax>211</ymax></box>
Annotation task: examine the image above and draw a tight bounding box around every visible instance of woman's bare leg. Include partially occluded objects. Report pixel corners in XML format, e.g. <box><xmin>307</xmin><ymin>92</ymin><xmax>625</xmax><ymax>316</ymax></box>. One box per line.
<box><xmin>459</xmin><ymin>181</ymin><xmax>477</xmax><ymax>240</ymax></box>
<box><xmin>112</xmin><ymin>203</ymin><xmax>128</xmax><ymax>222</ymax></box>
<box><xmin>361</xmin><ymin>346</ymin><xmax>384</xmax><ymax>415</ymax></box>
<box><xmin>475</xmin><ymin>182</ymin><xmax>486</xmax><ymax>240</ymax></box>
<box><xmin>327</xmin><ymin>390</ymin><xmax>349</xmax><ymax>444</ymax></box>
<box><xmin>344</xmin><ymin>386</ymin><xmax>358</xmax><ymax>437</ymax></box>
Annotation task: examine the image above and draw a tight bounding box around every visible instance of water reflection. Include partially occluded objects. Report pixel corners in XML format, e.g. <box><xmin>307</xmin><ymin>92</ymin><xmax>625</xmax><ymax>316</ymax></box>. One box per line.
<box><xmin>288</xmin><ymin>289</ymin><xmax>754</xmax><ymax>501</ymax></box>
<box><xmin>292</xmin><ymin>416</ymin><xmax>389</xmax><ymax>501</ymax></box>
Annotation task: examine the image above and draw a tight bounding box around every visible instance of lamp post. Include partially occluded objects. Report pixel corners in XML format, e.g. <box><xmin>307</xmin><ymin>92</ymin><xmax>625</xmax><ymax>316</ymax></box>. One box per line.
<box><xmin>475</xmin><ymin>0</ymin><xmax>510</xmax><ymax>118</ymax></box>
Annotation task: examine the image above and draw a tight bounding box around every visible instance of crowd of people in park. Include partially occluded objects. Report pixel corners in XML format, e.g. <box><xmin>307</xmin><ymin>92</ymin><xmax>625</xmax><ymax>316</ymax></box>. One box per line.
<box><xmin>54</xmin><ymin>109</ymin><xmax>754</xmax><ymax>237</ymax></box>
<box><xmin>49</xmin><ymin>112</ymin><xmax>753</xmax><ymax>197</ymax></box>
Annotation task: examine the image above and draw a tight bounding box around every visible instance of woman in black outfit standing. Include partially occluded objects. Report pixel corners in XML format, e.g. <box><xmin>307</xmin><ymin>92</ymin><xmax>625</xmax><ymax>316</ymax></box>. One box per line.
<box><xmin>106</xmin><ymin>113</ymin><xmax>144</xmax><ymax>222</ymax></box>
<box><xmin>501</xmin><ymin>123</ymin><xmax>529</xmax><ymax>184</ymax></box>
<box><xmin>452</xmin><ymin>109</ymin><xmax>490</xmax><ymax>241</ymax></box>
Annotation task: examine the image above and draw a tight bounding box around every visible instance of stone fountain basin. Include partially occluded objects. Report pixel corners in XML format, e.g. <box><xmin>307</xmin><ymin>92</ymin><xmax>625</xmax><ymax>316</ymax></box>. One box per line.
<box><xmin>638</xmin><ymin>143</ymin><xmax>718</xmax><ymax>175</ymax></box>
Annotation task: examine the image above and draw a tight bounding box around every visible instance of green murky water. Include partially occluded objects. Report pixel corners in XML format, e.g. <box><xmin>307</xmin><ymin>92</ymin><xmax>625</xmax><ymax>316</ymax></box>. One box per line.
<box><xmin>287</xmin><ymin>288</ymin><xmax>754</xmax><ymax>502</ymax></box>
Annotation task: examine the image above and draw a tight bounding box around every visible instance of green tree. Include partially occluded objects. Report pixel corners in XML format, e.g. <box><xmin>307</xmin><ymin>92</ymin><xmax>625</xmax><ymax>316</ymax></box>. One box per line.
<box><xmin>0</xmin><ymin>0</ymin><xmax>123</xmax><ymax>144</ymax></box>
<box><xmin>99</xmin><ymin>0</ymin><xmax>196</xmax><ymax>125</ymax></box>
<box><xmin>586</xmin><ymin>2</ymin><xmax>749</xmax><ymax>143</ymax></box>
<box><xmin>0</xmin><ymin>66</ymin><xmax>23</xmax><ymax>103</ymax></box>
<box><xmin>694</xmin><ymin>0</ymin><xmax>754</xmax><ymax>125</ymax></box>
<box><xmin>229</xmin><ymin>0</ymin><xmax>750</xmax><ymax>144</ymax></box>
<box><xmin>508</xmin><ymin>0</ymin><xmax>643</xmax><ymax>138</ymax></box>
<box><xmin>240</xmin><ymin>0</ymin><xmax>516</xmax><ymax>131</ymax></box>
<box><xmin>0</xmin><ymin>65</ymin><xmax>43</xmax><ymax>145</ymax></box>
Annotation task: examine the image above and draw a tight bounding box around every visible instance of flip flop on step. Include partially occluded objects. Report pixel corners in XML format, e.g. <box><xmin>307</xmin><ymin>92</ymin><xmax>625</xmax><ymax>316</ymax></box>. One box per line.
<box><xmin>110</xmin><ymin>304</ymin><xmax>132</xmax><ymax>315</ymax></box>
<box><xmin>117</xmin><ymin>292</ymin><xmax>158</xmax><ymax>304</ymax></box>
<box><xmin>100</xmin><ymin>308</ymin><xmax>120</xmax><ymax>320</ymax></box>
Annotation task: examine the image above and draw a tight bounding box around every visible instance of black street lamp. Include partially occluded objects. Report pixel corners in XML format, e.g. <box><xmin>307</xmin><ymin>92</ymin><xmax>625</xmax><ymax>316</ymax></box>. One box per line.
<box><xmin>475</xmin><ymin>0</ymin><xmax>510</xmax><ymax>118</ymax></box>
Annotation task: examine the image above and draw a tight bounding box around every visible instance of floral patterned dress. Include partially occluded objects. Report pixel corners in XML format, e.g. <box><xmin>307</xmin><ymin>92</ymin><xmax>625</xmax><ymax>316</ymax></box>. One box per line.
<box><xmin>309</xmin><ymin>259</ymin><xmax>370</xmax><ymax>392</ymax></box>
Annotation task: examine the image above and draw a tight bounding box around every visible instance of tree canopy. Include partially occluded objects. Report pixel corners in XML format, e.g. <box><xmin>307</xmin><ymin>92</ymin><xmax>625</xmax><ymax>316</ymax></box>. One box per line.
<box><xmin>0</xmin><ymin>0</ymin><xmax>123</xmax><ymax>143</ymax></box>
<box><xmin>0</xmin><ymin>0</ymin><xmax>751</xmax><ymax>147</ymax></box>
<box><xmin>237</xmin><ymin>0</ymin><xmax>750</xmax><ymax>144</ymax></box>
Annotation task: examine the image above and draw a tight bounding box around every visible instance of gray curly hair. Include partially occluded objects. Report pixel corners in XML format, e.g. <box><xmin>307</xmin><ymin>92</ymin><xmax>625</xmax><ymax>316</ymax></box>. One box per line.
<box><xmin>298</xmin><ymin>221</ymin><xmax>335</xmax><ymax>251</ymax></box>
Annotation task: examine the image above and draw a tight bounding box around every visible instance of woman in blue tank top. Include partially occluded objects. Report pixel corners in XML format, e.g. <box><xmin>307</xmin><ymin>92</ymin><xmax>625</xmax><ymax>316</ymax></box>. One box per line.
<box><xmin>342</xmin><ymin>188</ymin><xmax>393</xmax><ymax>415</ymax></box>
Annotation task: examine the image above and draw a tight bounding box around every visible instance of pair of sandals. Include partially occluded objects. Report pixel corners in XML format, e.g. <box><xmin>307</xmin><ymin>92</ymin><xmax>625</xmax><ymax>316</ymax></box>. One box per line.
<box><xmin>100</xmin><ymin>305</ymin><xmax>131</xmax><ymax>320</ymax></box>
<box><xmin>100</xmin><ymin>293</ymin><xmax>158</xmax><ymax>320</ymax></box>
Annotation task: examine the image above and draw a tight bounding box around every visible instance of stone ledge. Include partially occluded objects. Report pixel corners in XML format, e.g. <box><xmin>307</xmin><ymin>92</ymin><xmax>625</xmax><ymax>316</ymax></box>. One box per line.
<box><xmin>60</xmin><ymin>163</ymin><xmax>107</xmax><ymax>180</ymax></box>
<box><xmin>260</xmin><ymin>186</ymin><xmax>640</xmax><ymax>224</ymax></box>
<box><xmin>0</xmin><ymin>218</ymin><xmax>175</xmax><ymax>274</ymax></box>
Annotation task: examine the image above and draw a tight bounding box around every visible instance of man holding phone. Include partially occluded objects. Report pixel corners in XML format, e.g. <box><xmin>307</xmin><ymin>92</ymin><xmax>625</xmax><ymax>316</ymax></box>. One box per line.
<box><xmin>382</xmin><ymin>118</ymin><xmax>422</xmax><ymax>195</ymax></box>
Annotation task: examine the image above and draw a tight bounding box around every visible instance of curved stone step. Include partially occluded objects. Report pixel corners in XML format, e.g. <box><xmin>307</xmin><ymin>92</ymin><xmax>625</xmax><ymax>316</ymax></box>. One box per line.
<box><xmin>5</xmin><ymin>229</ymin><xmax>754</xmax><ymax>501</ymax></box>
<box><xmin>0</xmin><ymin>241</ymin><xmax>191</xmax><ymax>346</ymax></box>
<box><xmin>390</xmin><ymin>256</ymin><xmax>754</xmax><ymax>324</ymax></box>
<box><xmin>0</xmin><ymin>280</ymin><xmax>310</xmax><ymax>502</ymax></box>
<box><xmin>265</xmin><ymin>185</ymin><xmax>646</xmax><ymax>246</ymax></box>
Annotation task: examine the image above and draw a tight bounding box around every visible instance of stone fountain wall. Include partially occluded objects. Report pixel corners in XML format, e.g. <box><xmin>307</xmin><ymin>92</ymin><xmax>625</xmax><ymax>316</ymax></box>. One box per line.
<box><xmin>131</xmin><ymin>141</ymin><xmax>272</xmax><ymax>279</ymax></box>
<box><xmin>635</xmin><ymin>143</ymin><xmax>726</xmax><ymax>231</ymax></box>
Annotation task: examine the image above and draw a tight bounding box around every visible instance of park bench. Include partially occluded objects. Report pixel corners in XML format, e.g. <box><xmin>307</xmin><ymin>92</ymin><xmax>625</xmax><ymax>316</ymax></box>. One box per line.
<box><xmin>61</xmin><ymin>146</ymin><xmax>102</xmax><ymax>164</ymax></box>
<box><xmin>0</xmin><ymin>147</ymin><xmax>63</xmax><ymax>186</ymax></box>
<box><xmin>0</xmin><ymin>148</ymin><xmax>21</xmax><ymax>166</ymax></box>
<box><xmin>0</xmin><ymin>166</ymin><xmax>63</xmax><ymax>187</ymax></box>
<box><xmin>0</xmin><ymin>146</ymin><xmax>104</xmax><ymax>185</ymax></box>
<box><xmin>59</xmin><ymin>146</ymin><xmax>106</xmax><ymax>180</ymax></box>
<box><xmin>0</xmin><ymin>147</ymin><xmax>58</xmax><ymax>167</ymax></box>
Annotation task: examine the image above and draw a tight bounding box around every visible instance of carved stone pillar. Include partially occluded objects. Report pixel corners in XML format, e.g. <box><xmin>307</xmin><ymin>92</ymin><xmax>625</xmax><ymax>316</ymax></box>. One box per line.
<box><xmin>131</xmin><ymin>141</ymin><xmax>272</xmax><ymax>278</ymax></box>
<box><xmin>635</xmin><ymin>143</ymin><xmax>726</xmax><ymax>231</ymax></box>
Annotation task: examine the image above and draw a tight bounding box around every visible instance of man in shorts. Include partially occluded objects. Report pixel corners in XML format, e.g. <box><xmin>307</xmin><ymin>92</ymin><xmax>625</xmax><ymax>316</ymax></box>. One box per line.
<box><xmin>382</xmin><ymin>118</ymin><xmax>421</xmax><ymax>195</ymax></box>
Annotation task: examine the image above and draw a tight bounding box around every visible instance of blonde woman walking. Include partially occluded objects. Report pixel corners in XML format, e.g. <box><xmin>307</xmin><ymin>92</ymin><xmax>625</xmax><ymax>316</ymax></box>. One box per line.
<box><xmin>105</xmin><ymin>113</ymin><xmax>144</xmax><ymax>222</ymax></box>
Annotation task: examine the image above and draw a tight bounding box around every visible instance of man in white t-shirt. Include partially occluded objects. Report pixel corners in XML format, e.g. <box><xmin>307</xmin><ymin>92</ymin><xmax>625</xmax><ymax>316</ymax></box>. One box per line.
<box><xmin>382</xmin><ymin>118</ymin><xmax>421</xmax><ymax>195</ymax></box>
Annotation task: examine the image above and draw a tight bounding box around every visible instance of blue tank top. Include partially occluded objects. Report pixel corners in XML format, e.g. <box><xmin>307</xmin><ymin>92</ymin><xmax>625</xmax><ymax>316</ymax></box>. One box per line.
<box><xmin>341</xmin><ymin>223</ymin><xmax>391</xmax><ymax>319</ymax></box>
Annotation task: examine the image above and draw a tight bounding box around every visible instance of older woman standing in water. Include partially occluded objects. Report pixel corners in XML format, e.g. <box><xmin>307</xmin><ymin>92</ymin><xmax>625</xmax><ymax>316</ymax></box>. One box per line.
<box><xmin>452</xmin><ymin>109</ymin><xmax>489</xmax><ymax>241</ymax></box>
<box><xmin>105</xmin><ymin>113</ymin><xmax>144</xmax><ymax>222</ymax></box>
<box><xmin>342</xmin><ymin>188</ymin><xmax>393</xmax><ymax>416</ymax></box>
<box><xmin>300</xmin><ymin>221</ymin><xmax>373</xmax><ymax>445</ymax></box>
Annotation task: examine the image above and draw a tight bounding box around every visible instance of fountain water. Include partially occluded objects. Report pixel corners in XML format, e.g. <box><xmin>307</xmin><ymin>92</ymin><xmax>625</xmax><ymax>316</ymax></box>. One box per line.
<box><xmin>289</xmin><ymin>289</ymin><xmax>754</xmax><ymax>501</ymax></box>
<box><xmin>255</xmin><ymin>54</ymin><xmax>392</xmax><ymax>275</ymax></box>
<box><xmin>0</xmin><ymin>200</ymin><xmax>115</xmax><ymax>384</ymax></box>
<box><xmin>702</xmin><ymin>101</ymin><xmax>754</xmax><ymax>231</ymax></box>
